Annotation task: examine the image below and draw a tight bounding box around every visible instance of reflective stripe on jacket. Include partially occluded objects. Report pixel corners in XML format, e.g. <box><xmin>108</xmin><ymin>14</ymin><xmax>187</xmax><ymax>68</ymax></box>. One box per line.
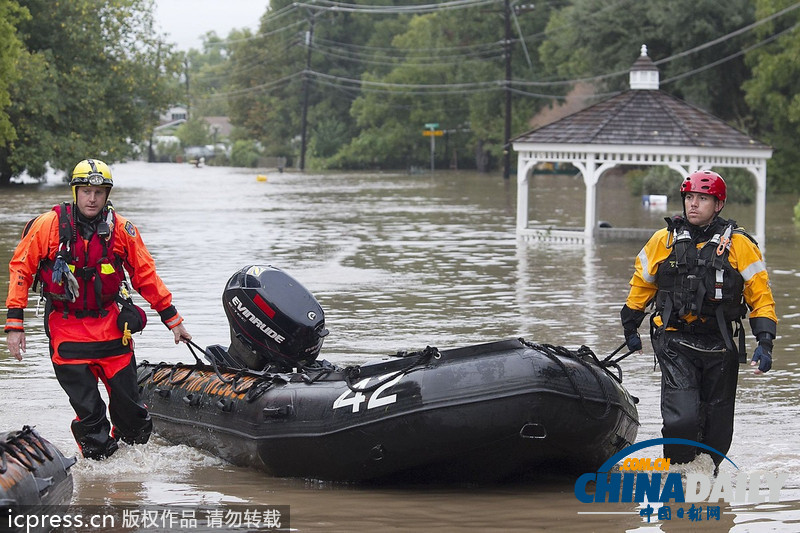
<box><xmin>625</xmin><ymin>224</ymin><xmax>777</xmax><ymax>328</ymax></box>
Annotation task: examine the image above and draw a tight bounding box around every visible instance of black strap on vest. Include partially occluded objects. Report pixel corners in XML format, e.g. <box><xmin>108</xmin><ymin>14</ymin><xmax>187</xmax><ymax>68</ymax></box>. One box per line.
<box><xmin>56</xmin><ymin>202</ymin><xmax>73</xmax><ymax>318</ymax></box>
<box><xmin>658</xmin><ymin>216</ymin><xmax>746</xmax><ymax>360</ymax></box>
<box><xmin>50</xmin><ymin>202</ymin><xmax>115</xmax><ymax>319</ymax></box>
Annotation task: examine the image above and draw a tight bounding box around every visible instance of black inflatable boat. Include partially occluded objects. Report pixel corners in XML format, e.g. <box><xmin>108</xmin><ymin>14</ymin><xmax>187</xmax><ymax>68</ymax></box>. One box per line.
<box><xmin>136</xmin><ymin>266</ymin><xmax>639</xmax><ymax>482</ymax></box>
<box><xmin>1</xmin><ymin>426</ymin><xmax>76</xmax><ymax>510</ymax></box>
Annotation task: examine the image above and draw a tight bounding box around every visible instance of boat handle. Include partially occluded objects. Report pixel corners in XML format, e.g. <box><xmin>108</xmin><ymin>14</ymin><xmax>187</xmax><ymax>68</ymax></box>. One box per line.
<box><xmin>215</xmin><ymin>399</ymin><xmax>235</xmax><ymax>412</ymax></box>
<box><xmin>182</xmin><ymin>394</ymin><xmax>201</xmax><ymax>407</ymax></box>
<box><xmin>263</xmin><ymin>405</ymin><xmax>293</xmax><ymax>418</ymax></box>
<box><xmin>519</xmin><ymin>423</ymin><xmax>547</xmax><ymax>439</ymax></box>
<box><xmin>154</xmin><ymin>388</ymin><xmax>171</xmax><ymax>399</ymax></box>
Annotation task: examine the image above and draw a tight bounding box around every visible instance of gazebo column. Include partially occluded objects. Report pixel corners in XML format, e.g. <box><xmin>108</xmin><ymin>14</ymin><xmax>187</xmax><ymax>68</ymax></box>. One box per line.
<box><xmin>751</xmin><ymin>165</ymin><xmax>767</xmax><ymax>248</ymax></box>
<box><xmin>516</xmin><ymin>156</ymin><xmax>537</xmax><ymax>233</ymax></box>
<box><xmin>574</xmin><ymin>156</ymin><xmax>608</xmax><ymax>241</ymax></box>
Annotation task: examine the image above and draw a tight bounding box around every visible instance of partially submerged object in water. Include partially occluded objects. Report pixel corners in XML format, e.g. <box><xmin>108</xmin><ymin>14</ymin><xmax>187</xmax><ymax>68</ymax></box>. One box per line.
<box><xmin>1</xmin><ymin>426</ymin><xmax>76</xmax><ymax>511</ymax></box>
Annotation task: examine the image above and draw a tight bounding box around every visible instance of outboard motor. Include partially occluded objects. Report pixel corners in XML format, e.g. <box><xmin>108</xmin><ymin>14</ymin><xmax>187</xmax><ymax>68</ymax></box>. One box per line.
<box><xmin>221</xmin><ymin>265</ymin><xmax>328</xmax><ymax>371</ymax></box>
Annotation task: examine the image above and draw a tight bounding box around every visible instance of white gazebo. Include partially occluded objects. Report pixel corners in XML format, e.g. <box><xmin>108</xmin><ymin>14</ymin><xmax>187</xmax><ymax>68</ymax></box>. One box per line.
<box><xmin>511</xmin><ymin>46</ymin><xmax>773</xmax><ymax>247</ymax></box>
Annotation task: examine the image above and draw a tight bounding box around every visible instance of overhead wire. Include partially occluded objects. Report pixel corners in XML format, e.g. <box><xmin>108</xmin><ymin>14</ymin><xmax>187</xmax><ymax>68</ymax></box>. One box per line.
<box><xmin>662</xmin><ymin>23</ymin><xmax>800</xmax><ymax>85</ymax></box>
<box><xmin>187</xmin><ymin>2</ymin><xmax>800</xmax><ymax>103</ymax></box>
<box><xmin>303</xmin><ymin>0</ymin><xmax>502</xmax><ymax>15</ymax></box>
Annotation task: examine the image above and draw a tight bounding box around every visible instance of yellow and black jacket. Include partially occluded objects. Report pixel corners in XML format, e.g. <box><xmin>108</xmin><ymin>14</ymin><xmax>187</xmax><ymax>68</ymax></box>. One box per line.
<box><xmin>622</xmin><ymin>215</ymin><xmax>777</xmax><ymax>350</ymax></box>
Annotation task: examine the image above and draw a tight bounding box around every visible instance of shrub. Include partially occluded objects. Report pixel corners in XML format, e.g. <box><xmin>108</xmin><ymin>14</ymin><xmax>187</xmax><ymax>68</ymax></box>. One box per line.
<box><xmin>229</xmin><ymin>140</ymin><xmax>262</xmax><ymax>168</ymax></box>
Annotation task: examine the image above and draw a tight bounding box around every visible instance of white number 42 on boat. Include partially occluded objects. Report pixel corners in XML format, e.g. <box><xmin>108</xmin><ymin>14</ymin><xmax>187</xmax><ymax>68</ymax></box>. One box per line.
<box><xmin>332</xmin><ymin>373</ymin><xmax>404</xmax><ymax>413</ymax></box>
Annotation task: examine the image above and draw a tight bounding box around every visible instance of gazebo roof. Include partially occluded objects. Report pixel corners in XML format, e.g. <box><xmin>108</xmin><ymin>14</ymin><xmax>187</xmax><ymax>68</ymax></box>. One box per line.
<box><xmin>512</xmin><ymin>89</ymin><xmax>770</xmax><ymax>151</ymax></box>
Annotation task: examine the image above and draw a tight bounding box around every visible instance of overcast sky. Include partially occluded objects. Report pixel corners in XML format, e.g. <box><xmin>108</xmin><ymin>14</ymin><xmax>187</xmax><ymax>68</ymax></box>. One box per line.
<box><xmin>153</xmin><ymin>0</ymin><xmax>268</xmax><ymax>51</ymax></box>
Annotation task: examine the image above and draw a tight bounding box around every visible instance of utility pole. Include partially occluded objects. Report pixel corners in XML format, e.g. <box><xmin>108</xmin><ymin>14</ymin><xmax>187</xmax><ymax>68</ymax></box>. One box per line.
<box><xmin>502</xmin><ymin>2</ymin><xmax>534</xmax><ymax>180</ymax></box>
<box><xmin>503</xmin><ymin>0</ymin><xmax>512</xmax><ymax>180</ymax></box>
<box><xmin>299</xmin><ymin>14</ymin><xmax>316</xmax><ymax>171</ymax></box>
<box><xmin>184</xmin><ymin>56</ymin><xmax>191</xmax><ymax>118</ymax></box>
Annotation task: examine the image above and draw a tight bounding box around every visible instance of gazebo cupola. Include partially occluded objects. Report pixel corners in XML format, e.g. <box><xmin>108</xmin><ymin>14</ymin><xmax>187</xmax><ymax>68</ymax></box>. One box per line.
<box><xmin>511</xmin><ymin>46</ymin><xmax>773</xmax><ymax>247</ymax></box>
<box><xmin>630</xmin><ymin>45</ymin><xmax>659</xmax><ymax>90</ymax></box>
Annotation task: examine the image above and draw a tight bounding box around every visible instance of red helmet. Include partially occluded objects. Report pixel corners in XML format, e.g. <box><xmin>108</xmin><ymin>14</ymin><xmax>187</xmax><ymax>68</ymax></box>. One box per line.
<box><xmin>680</xmin><ymin>170</ymin><xmax>726</xmax><ymax>202</ymax></box>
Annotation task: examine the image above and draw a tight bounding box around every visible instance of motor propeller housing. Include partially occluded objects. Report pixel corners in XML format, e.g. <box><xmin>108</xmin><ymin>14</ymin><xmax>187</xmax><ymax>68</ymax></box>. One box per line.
<box><xmin>222</xmin><ymin>265</ymin><xmax>328</xmax><ymax>371</ymax></box>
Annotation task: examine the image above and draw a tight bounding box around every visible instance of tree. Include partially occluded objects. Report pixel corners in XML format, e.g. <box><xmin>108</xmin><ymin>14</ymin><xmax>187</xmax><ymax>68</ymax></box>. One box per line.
<box><xmin>538</xmin><ymin>0</ymin><xmax>755</xmax><ymax>123</ymax></box>
<box><xmin>185</xmin><ymin>31</ymin><xmax>237</xmax><ymax>118</ymax></box>
<box><xmin>0</xmin><ymin>0</ymin><xmax>183</xmax><ymax>185</ymax></box>
<box><xmin>0</xmin><ymin>0</ymin><xmax>28</xmax><ymax>149</ymax></box>
<box><xmin>334</xmin><ymin>3</ymin><xmax>550</xmax><ymax>171</ymax></box>
<box><xmin>743</xmin><ymin>0</ymin><xmax>800</xmax><ymax>192</ymax></box>
<box><xmin>176</xmin><ymin>117</ymin><xmax>211</xmax><ymax>147</ymax></box>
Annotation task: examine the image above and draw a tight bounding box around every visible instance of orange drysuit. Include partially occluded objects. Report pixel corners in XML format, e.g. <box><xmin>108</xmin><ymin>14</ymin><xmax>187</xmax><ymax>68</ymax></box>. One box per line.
<box><xmin>5</xmin><ymin>203</ymin><xmax>184</xmax><ymax>458</ymax></box>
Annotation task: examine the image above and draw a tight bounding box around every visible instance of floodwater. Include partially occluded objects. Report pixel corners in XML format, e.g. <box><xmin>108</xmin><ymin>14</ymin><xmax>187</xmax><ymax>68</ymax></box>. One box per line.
<box><xmin>1</xmin><ymin>161</ymin><xmax>799</xmax><ymax>532</ymax></box>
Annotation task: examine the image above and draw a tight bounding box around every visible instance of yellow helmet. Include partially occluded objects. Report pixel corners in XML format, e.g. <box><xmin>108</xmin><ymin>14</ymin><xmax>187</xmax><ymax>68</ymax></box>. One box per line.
<box><xmin>70</xmin><ymin>159</ymin><xmax>113</xmax><ymax>202</ymax></box>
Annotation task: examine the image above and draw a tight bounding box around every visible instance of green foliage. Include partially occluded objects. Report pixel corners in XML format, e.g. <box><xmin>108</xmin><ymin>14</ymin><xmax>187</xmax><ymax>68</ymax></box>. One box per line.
<box><xmin>742</xmin><ymin>0</ymin><xmax>800</xmax><ymax>192</ymax></box>
<box><xmin>0</xmin><ymin>0</ymin><xmax>28</xmax><ymax>146</ymax></box>
<box><xmin>626</xmin><ymin>167</ymin><xmax>683</xmax><ymax>200</ymax></box>
<box><xmin>154</xmin><ymin>139</ymin><xmax>181</xmax><ymax>162</ymax></box>
<box><xmin>0</xmin><ymin>0</ymin><xmax>183</xmax><ymax>184</ymax></box>
<box><xmin>794</xmin><ymin>197</ymin><xmax>800</xmax><ymax>225</ymax></box>
<box><xmin>715</xmin><ymin>167</ymin><xmax>756</xmax><ymax>204</ymax></box>
<box><xmin>229</xmin><ymin>139</ymin><xmax>262</xmax><ymax>168</ymax></box>
<box><xmin>538</xmin><ymin>0</ymin><xmax>755</xmax><ymax>123</ymax></box>
<box><xmin>5</xmin><ymin>0</ymin><xmax>800</xmax><ymax>192</ymax></box>
<box><xmin>176</xmin><ymin>118</ymin><xmax>211</xmax><ymax>147</ymax></box>
<box><xmin>626</xmin><ymin>166</ymin><xmax>757</xmax><ymax>204</ymax></box>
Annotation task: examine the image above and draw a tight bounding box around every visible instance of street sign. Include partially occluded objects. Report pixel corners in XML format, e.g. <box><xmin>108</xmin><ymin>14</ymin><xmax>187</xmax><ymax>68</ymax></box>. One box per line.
<box><xmin>424</xmin><ymin>123</ymin><xmax>439</xmax><ymax>129</ymax></box>
<box><xmin>422</xmin><ymin>130</ymin><xmax>444</xmax><ymax>136</ymax></box>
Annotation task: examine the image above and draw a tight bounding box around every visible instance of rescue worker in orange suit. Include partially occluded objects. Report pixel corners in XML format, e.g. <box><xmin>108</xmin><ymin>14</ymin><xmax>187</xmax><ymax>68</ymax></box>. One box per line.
<box><xmin>621</xmin><ymin>170</ymin><xmax>777</xmax><ymax>468</ymax></box>
<box><xmin>4</xmin><ymin>159</ymin><xmax>191</xmax><ymax>460</ymax></box>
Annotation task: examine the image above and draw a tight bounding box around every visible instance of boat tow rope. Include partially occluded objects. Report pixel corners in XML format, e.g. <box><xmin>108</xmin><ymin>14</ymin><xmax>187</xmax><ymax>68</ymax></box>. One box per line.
<box><xmin>518</xmin><ymin>339</ymin><xmax>614</xmax><ymax>420</ymax></box>
<box><xmin>343</xmin><ymin>346</ymin><xmax>439</xmax><ymax>393</ymax></box>
<box><xmin>0</xmin><ymin>426</ymin><xmax>54</xmax><ymax>474</ymax></box>
<box><xmin>595</xmin><ymin>342</ymin><xmax>636</xmax><ymax>383</ymax></box>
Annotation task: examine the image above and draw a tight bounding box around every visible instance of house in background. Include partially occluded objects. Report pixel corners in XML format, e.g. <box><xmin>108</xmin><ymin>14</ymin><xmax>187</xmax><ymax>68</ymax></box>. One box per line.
<box><xmin>158</xmin><ymin>105</ymin><xmax>188</xmax><ymax>128</ymax></box>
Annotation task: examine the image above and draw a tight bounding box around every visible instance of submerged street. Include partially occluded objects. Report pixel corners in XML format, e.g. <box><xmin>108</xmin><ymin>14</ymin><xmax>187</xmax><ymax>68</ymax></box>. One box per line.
<box><xmin>2</xmin><ymin>161</ymin><xmax>799</xmax><ymax>531</ymax></box>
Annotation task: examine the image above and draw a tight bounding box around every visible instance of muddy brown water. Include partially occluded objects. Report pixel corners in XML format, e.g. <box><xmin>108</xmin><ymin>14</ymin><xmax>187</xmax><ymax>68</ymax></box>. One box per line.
<box><xmin>2</xmin><ymin>162</ymin><xmax>799</xmax><ymax>532</ymax></box>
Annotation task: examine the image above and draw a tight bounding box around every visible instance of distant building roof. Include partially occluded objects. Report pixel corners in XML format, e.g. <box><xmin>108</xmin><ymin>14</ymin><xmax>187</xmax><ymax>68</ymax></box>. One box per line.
<box><xmin>203</xmin><ymin>116</ymin><xmax>233</xmax><ymax>138</ymax></box>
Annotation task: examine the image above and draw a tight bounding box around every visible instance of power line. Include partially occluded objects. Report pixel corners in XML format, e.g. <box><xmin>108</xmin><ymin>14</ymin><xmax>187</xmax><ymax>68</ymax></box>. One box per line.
<box><xmin>662</xmin><ymin>23</ymin><xmax>800</xmax><ymax>84</ymax></box>
<box><xmin>189</xmin><ymin>2</ymin><xmax>800</xmax><ymax>115</ymax></box>
<box><xmin>655</xmin><ymin>1</ymin><xmax>800</xmax><ymax>66</ymax></box>
<box><xmin>303</xmin><ymin>0</ymin><xmax>502</xmax><ymax>15</ymax></box>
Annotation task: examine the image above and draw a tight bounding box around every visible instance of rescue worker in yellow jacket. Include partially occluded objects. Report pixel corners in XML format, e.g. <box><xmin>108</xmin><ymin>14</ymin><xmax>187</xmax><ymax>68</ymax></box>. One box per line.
<box><xmin>4</xmin><ymin>159</ymin><xmax>191</xmax><ymax>460</ymax></box>
<box><xmin>621</xmin><ymin>169</ymin><xmax>777</xmax><ymax>467</ymax></box>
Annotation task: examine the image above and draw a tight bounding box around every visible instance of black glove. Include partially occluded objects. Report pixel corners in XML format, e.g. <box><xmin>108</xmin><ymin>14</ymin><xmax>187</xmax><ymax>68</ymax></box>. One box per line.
<box><xmin>620</xmin><ymin>305</ymin><xmax>645</xmax><ymax>352</ymax></box>
<box><xmin>751</xmin><ymin>340</ymin><xmax>773</xmax><ymax>373</ymax></box>
<box><xmin>624</xmin><ymin>329</ymin><xmax>642</xmax><ymax>352</ymax></box>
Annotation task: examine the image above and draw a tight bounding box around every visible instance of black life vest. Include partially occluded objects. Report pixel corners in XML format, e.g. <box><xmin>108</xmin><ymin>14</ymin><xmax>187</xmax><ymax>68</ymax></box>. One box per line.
<box><xmin>654</xmin><ymin>215</ymin><xmax>749</xmax><ymax>351</ymax></box>
<box><xmin>38</xmin><ymin>202</ymin><xmax>125</xmax><ymax>317</ymax></box>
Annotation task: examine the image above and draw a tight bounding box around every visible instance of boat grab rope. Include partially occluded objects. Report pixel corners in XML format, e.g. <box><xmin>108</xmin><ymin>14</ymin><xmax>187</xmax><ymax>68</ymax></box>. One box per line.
<box><xmin>518</xmin><ymin>339</ymin><xmax>613</xmax><ymax>421</ymax></box>
<box><xmin>139</xmin><ymin>342</ymin><xmax>437</xmax><ymax>399</ymax></box>
<box><xmin>343</xmin><ymin>346</ymin><xmax>440</xmax><ymax>393</ymax></box>
<box><xmin>0</xmin><ymin>426</ymin><xmax>54</xmax><ymax>474</ymax></box>
<box><xmin>139</xmin><ymin>341</ymin><xmax>285</xmax><ymax>403</ymax></box>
